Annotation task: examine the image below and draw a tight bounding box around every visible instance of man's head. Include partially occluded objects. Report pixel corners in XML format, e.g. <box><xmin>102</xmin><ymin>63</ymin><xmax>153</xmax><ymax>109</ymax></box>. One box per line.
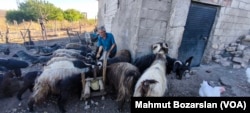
<box><xmin>97</xmin><ymin>26</ymin><xmax>106</xmax><ymax>38</ymax></box>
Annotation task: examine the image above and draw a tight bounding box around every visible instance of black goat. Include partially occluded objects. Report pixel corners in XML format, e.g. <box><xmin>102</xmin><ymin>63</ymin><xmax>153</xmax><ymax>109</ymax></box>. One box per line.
<box><xmin>17</xmin><ymin>71</ymin><xmax>42</xmax><ymax>100</ymax></box>
<box><xmin>0</xmin><ymin>71</ymin><xmax>21</xmax><ymax>98</ymax></box>
<box><xmin>13</xmin><ymin>50</ymin><xmax>52</xmax><ymax>64</ymax></box>
<box><xmin>98</xmin><ymin>49</ymin><xmax>132</xmax><ymax>66</ymax></box>
<box><xmin>55</xmin><ymin>73</ymin><xmax>83</xmax><ymax>113</ymax></box>
<box><xmin>133</xmin><ymin>54</ymin><xmax>193</xmax><ymax>80</ymax></box>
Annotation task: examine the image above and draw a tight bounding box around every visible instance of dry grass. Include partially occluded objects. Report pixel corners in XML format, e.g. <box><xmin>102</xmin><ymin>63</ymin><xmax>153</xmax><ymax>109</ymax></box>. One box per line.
<box><xmin>0</xmin><ymin>10</ymin><xmax>97</xmax><ymax>44</ymax></box>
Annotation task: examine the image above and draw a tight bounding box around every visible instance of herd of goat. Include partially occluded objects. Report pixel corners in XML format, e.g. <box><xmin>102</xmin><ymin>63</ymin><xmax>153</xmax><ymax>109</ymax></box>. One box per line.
<box><xmin>0</xmin><ymin>35</ymin><xmax>193</xmax><ymax>113</ymax></box>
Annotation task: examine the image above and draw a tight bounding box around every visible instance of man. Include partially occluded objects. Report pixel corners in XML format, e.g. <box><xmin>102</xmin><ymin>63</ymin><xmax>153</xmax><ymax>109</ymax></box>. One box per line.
<box><xmin>96</xmin><ymin>26</ymin><xmax>117</xmax><ymax>60</ymax></box>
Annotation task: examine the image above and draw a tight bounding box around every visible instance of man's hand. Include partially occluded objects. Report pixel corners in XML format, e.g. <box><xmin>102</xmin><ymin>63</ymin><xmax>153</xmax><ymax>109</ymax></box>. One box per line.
<box><xmin>96</xmin><ymin>53</ymin><xmax>100</xmax><ymax>59</ymax></box>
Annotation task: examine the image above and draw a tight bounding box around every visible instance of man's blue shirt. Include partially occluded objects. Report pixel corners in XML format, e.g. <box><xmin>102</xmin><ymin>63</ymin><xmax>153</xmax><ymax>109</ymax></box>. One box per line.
<box><xmin>97</xmin><ymin>32</ymin><xmax>117</xmax><ymax>54</ymax></box>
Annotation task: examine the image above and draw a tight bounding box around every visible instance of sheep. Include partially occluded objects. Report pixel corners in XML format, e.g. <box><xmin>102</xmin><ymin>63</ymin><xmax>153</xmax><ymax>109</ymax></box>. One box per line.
<box><xmin>133</xmin><ymin>53</ymin><xmax>167</xmax><ymax>97</ymax></box>
<box><xmin>106</xmin><ymin>62</ymin><xmax>141</xmax><ymax>111</ymax></box>
<box><xmin>27</xmin><ymin>59</ymin><xmax>94</xmax><ymax>112</ymax></box>
<box><xmin>17</xmin><ymin>71</ymin><xmax>42</xmax><ymax>100</ymax></box>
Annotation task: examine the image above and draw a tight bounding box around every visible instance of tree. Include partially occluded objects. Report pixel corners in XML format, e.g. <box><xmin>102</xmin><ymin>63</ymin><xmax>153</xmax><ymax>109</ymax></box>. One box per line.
<box><xmin>63</xmin><ymin>9</ymin><xmax>84</xmax><ymax>22</ymax></box>
<box><xmin>5</xmin><ymin>10</ymin><xmax>28</xmax><ymax>23</ymax></box>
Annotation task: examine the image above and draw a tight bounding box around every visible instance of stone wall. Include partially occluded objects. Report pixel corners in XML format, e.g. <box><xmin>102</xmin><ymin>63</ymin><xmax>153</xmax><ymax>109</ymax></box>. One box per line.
<box><xmin>202</xmin><ymin>0</ymin><xmax>250</xmax><ymax>64</ymax></box>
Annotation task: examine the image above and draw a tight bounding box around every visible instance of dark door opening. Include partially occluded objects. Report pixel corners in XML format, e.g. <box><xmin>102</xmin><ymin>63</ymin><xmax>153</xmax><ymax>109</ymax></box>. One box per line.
<box><xmin>178</xmin><ymin>2</ymin><xmax>217</xmax><ymax>67</ymax></box>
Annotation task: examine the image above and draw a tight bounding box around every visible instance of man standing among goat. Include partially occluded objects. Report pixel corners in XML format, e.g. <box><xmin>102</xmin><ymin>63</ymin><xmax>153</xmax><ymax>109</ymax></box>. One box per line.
<box><xmin>96</xmin><ymin>26</ymin><xmax>117</xmax><ymax>60</ymax></box>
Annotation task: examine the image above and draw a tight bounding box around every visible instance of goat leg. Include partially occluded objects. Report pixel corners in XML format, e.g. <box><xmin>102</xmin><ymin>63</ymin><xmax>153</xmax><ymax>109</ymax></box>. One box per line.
<box><xmin>27</xmin><ymin>98</ymin><xmax>35</xmax><ymax>112</ymax></box>
<box><xmin>58</xmin><ymin>92</ymin><xmax>68</xmax><ymax>113</ymax></box>
<box><xmin>118</xmin><ymin>98</ymin><xmax>125</xmax><ymax>112</ymax></box>
<box><xmin>17</xmin><ymin>85</ymin><xmax>29</xmax><ymax>100</ymax></box>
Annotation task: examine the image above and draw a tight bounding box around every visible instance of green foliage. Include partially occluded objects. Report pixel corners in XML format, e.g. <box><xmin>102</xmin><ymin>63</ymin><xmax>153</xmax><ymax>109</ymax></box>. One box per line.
<box><xmin>63</xmin><ymin>9</ymin><xmax>84</xmax><ymax>22</ymax></box>
<box><xmin>5</xmin><ymin>10</ymin><xmax>28</xmax><ymax>23</ymax></box>
<box><xmin>5</xmin><ymin>0</ymin><xmax>93</xmax><ymax>24</ymax></box>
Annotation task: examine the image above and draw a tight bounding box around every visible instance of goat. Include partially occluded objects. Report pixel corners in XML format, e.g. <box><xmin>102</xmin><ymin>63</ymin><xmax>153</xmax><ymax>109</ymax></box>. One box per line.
<box><xmin>13</xmin><ymin>50</ymin><xmax>52</xmax><ymax>64</ymax></box>
<box><xmin>133</xmin><ymin>54</ymin><xmax>193</xmax><ymax>80</ymax></box>
<box><xmin>166</xmin><ymin>56</ymin><xmax>193</xmax><ymax>79</ymax></box>
<box><xmin>133</xmin><ymin>42</ymin><xmax>168</xmax><ymax>97</ymax></box>
<box><xmin>27</xmin><ymin>59</ymin><xmax>95</xmax><ymax>113</ymax></box>
<box><xmin>98</xmin><ymin>49</ymin><xmax>132</xmax><ymax>66</ymax></box>
<box><xmin>106</xmin><ymin>62</ymin><xmax>141</xmax><ymax>111</ymax></box>
<box><xmin>0</xmin><ymin>58</ymin><xmax>28</xmax><ymax>77</ymax></box>
<box><xmin>17</xmin><ymin>71</ymin><xmax>42</xmax><ymax>100</ymax></box>
<box><xmin>0</xmin><ymin>71</ymin><xmax>21</xmax><ymax>98</ymax></box>
<box><xmin>55</xmin><ymin>73</ymin><xmax>83</xmax><ymax>113</ymax></box>
<box><xmin>133</xmin><ymin>53</ymin><xmax>167</xmax><ymax>97</ymax></box>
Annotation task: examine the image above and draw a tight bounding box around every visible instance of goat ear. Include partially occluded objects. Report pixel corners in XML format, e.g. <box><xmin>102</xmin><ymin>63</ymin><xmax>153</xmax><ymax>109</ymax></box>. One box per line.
<box><xmin>173</xmin><ymin>61</ymin><xmax>181</xmax><ymax>72</ymax></box>
<box><xmin>185</xmin><ymin>56</ymin><xmax>193</xmax><ymax>66</ymax></box>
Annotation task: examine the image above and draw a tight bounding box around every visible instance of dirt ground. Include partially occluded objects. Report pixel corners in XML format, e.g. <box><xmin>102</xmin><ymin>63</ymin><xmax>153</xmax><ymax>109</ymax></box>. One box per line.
<box><xmin>0</xmin><ymin>37</ymin><xmax>250</xmax><ymax>113</ymax></box>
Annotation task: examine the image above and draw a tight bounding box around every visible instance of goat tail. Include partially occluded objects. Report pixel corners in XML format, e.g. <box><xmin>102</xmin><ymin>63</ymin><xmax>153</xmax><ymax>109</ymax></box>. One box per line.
<box><xmin>139</xmin><ymin>79</ymin><xmax>158</xmax><ymax>97</ymax></box>
<box><xmin>116</xmin><ymin>73</ymin><xmax>135</xmax><ymax>101</ymax></box>
<box><xmin>30</xmin><ymin>79</ymin><xmax>50</xmax><ymax>104</ymax></box>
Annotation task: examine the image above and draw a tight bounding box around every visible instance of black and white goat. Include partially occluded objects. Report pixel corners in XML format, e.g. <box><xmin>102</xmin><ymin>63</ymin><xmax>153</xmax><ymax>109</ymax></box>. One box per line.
<box><xmin>166</xmin><ymin>56</ymin><xmax>193</xmax><ymax>80</ymax></box>
<box><xmin>27</xmin><ymin>58</ymin><xmax>95</xmax><ymax>113</ymax></box>
<box><xmin>133</xmin><ymin>42</ymin><xmax>168</xmax><ymax>97</ymax></box>
<box><xmin>133</xmin><ymin>54</ymin><xmax>193</xmax><ymax>80</ymax></box>
<box><xmin>106</xmin><ymin>62</ymin><xmax>141</xmax><ymax>111</ymax></box>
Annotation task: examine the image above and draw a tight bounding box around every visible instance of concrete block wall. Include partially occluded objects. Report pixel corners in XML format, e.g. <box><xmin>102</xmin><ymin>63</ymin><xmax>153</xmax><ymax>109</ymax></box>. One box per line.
<box><xmin>135</xmin><ymin>0</ymin><xmax>172</xmax><ymax>58</ymax></box>
<box><xmin>97</xmin><ymin>0</ymin><xmax>119</xmax><ymax>32</ymax></box>
<box><xmin>111</xmin><ymin>0</ymin><xmax>142</xmax><ymax>59</ymax></box>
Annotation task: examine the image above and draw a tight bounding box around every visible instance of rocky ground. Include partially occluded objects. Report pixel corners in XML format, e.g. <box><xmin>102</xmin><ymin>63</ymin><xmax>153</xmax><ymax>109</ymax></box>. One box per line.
<box><xmin>0</xmin><ymin>37</ymin><xmax>250</xmax><ymax>113</ymax></box>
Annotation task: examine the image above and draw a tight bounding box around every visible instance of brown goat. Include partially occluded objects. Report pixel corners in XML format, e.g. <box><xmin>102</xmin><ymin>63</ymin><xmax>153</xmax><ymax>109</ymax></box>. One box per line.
<box><xmin>106</xmin><ymin>62</ymin><xmax>141</xmax><ymax>111</ymax></box>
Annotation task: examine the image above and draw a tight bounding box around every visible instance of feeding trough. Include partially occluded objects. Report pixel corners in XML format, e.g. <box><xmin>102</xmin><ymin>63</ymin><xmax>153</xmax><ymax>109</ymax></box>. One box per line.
<box><xmin>80</xmin><ymin>51</ymin><xmax>108</xmax><ymax>100</ymax></box>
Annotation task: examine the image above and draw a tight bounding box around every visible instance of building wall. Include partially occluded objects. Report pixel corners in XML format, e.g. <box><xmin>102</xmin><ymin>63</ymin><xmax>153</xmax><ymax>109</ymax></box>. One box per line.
<box><xmin>97</xmin><ymin>0</ymin><xmax>119</xmax><ymax>32</ymax></box>
<box><xmin>98</xmin><ymin>0</ymin><xmax>250</xmax><ymax>63</ymax></box>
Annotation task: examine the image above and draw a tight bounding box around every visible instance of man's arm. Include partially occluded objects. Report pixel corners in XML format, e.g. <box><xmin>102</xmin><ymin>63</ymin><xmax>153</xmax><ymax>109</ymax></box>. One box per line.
<box><xmin>108</xmin><ymin>44</ymin><xmax>116</xmax><ymax>53</ymax></box>
<box><xmin>96</xmin><ymin>46</ymin><xmax>103</xmax><ymax>58</ymax></box>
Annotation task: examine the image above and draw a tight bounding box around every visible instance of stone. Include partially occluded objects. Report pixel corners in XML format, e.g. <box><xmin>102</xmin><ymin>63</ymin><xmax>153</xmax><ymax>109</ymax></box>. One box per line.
<box><xmin>232</xmin><ymin>57</ymin><xmax>244</xmax><ymax>64</ymax></box>
<box><xmin>220</xmin><ymin>60</ymin><xmax>231</xmax><ymax>67</ymax></box>
<box><xmin>241</xmin><ymin>62</ymin><xmax>248</xmax><ymax>68</ymax></box>
<box><xmin>242</xmin><ymin>35</ymin><xmax>250</xmax><ymax>42</ymax></box>
<box><xmin>226</xmin><ymin>46</ymin><xmax>236</xmax><ymax>52</ymax></box>
<box><xmin>233</xmin><ymin>64</ymin><xmax>241</xmax><ymax>69</ymax></box>
<box><xmin>237</xmin><ymin>45</ymin><xmax>246</xmax><ymax>51</ymax></box>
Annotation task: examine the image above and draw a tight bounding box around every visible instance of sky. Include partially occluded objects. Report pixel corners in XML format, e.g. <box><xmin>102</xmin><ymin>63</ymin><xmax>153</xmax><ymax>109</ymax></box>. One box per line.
<box><xmin>0</xmin><ymin>0</ymin><xmax>98</xmax><ymax>19</ymax></box>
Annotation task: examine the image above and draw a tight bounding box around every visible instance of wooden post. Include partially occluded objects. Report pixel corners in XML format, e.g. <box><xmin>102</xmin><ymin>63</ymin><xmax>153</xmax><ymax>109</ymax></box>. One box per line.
<box><xmin>102</xmin><ymin>51</ymin><xmax>108</xmax><ymax>90</ymax></box>
<box><xmin>20</xmin><ymin>31</ymin><xmax>26</xmax><ymax>42</ymax></box>
<box><xmin>5</xmin><ymin>24</ymin><xmax>9</xmax><ymax>44</ymax></box>
<box><xmin>66</xmin><ymin>28</ymin><xmax>72</xmax><ymax>42</ymax></box>
<box><xmin>0</xmin><ymin>31</ymin><xmax>3</xmax><ymax>41</ymax></box>
<box><xmin>76</xmin><ymin>31</ymin><xmax>83</xmax><ymax>44</ymax></box>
